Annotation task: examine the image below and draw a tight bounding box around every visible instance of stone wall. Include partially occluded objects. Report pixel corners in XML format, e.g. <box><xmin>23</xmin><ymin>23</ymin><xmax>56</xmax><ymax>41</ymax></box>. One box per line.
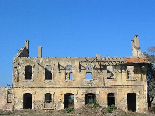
<box><xmin>12</xmin><ymin>55</ymin><xmax>148</xmax><ymax>113</ymax></box>
<box><xmin>0</xmin><ymin>35</ymin><xmax>149</xmax><ymax>113</ymax></box>
<box><xmin>0</xmin><ymin>87</ymin><xmax>13</xmax><ymax>111</ymax></box>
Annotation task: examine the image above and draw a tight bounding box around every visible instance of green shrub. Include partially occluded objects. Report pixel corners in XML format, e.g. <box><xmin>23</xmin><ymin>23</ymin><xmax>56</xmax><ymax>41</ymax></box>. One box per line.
<box><xmin>106</xmin><ymin>104</ymin><xmax>117</xmax><ymax>113</ymax></box>
<box><xmin>91</xmin><ymin>100</ymin><xmax>100</xmax><ymax>108</ymax></box>
<box><xmin>65</xmin><ymin>108</ymin><xmax>73</xmax><ymax>113</ymax></box>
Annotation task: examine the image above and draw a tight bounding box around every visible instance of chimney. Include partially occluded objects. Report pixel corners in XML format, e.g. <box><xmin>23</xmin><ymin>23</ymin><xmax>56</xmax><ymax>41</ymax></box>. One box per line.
<box><xmin>25</xmin><ymin>40</ymin><xmax>29</xmax><ymax>54</ymax></box>
<box><xmin>38</xmin><ymin>46</ymin><xmax>42</xmax><ymax>58</ymax></box>
<box><xmin>25</xmin><ymin>40</ymin><xmax>29</xmax><ymax>50</ymax></box>
<box><xmin>134</xmin><ymin>35</ymin><xmax>140</xmax><ymax>49</ymax></box>
<box><xmin>96</xmin><ymin>54</ymin><xmax>100</xmax><ymax>60</ymax></box>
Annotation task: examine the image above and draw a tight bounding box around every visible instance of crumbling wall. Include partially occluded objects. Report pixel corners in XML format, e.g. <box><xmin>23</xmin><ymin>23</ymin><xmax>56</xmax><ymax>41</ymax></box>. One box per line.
<box><xmin>13</xmin><ymin>86</ymin><xmax>147</xmax><ymax>112</ymax></box>
<box><xmin>12</xmin><ymin>55</ymin><xmax>148</xmax><ymax>113</ymax></box>
<box><xmin>10</xmin><ymin>36</ymin><xmax>149</xmax><ymax>113</ymax></box>
<box><xmin>0</xmin><ymin>87</ymin><xmax>13</xmax><ymax>111</ymax></box>
<box><xmin>13</xmin><ymin>57</ymin><xmax>147</xmax><ymax>88</ymax></box>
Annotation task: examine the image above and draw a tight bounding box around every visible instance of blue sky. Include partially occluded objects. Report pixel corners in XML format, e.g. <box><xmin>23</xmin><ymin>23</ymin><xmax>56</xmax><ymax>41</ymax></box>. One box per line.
<box><xmin>0</xmin><ymin>0</ymin><xmax>155</xmax><ymax>86</ymax></box>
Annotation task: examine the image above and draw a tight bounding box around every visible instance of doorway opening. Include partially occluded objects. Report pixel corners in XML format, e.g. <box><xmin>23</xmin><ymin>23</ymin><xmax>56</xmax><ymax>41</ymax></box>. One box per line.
<box><xmin>64</xmin><ymin>94</ymin><xmax>74</xmax><ymax>109</ymax></box>
<box><xmin>23</xmin><ymin>93</ymin><xmax>32</xmax><ymax>109</ymax></box>
<box><xmin>127</xmin><ymin>93</ymin><xmax>136</xmax><ymax>112</ymax></box>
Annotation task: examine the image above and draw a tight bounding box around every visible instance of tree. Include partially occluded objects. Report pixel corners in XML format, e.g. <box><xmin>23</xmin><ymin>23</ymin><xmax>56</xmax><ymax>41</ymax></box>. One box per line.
<box><xmin>144</xmin><ymin>46</ymin><xmax>155</xmax><ymax>63</ymax></box>
<box><xmin>144</xmin><ymin>46</ymin><xmax>155</xmax><ymax>109</ymax></box>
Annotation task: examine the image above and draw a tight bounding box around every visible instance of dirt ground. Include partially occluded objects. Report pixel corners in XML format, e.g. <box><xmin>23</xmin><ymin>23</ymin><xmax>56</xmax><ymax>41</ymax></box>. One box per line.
<box><xmin>0</xmin><ymin>105</ymin><xmax>155</xmax><ymax>116</ymax></box>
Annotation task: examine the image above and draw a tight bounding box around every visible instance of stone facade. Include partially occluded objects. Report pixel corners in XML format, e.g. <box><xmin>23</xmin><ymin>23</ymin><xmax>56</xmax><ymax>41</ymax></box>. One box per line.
<box><xmin>0</xmin><ymin>35</ymin><xmax>149</xmax><ymax>113</ymax></box>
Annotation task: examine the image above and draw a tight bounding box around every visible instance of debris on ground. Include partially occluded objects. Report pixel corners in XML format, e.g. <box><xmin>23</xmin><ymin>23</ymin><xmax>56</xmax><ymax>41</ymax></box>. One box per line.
<box><xmin>0</xmin><ymin>104</ymin><xmax>155</xmax><ymax>116</ymax></box>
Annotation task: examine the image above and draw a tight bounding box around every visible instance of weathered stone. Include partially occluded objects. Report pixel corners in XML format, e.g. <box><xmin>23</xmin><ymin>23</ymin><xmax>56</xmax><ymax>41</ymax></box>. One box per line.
<box><xmin>0</xmin><ymin>35</ymin><xmax>149</xmax><ymax>113</ymax></box>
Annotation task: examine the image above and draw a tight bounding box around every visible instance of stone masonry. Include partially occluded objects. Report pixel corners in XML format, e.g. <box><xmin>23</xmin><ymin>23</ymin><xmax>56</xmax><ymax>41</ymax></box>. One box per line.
<box><xmin>0</xmin><ymin>35</ymin><xmax>149</xmax><ymax>113</ymax></box>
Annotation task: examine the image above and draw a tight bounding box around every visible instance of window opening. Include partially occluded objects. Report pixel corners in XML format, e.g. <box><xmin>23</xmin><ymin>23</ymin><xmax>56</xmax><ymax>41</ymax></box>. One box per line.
<box><xmin>64</xmin><ymin>94</ymin><xmax>74</xmax><ymax>109</ymax></box>
<box><xmin>69</xmin><ymin>73</ymin><xmax>72</xmax><ymax>80</ymax></box>
<box><xmin>107</xmin><ymin>66</ymin><xmax>114</xmax><ymax>79</ymax></box>
<box><xmin>85</xmin><ymin>93</ymin><xmax>96</xmax><ymax>104</ymax></box>
<box><xmin>45</xmin><ymin>93</ymin><xmax>52</xmax><ymax>103</ymax></box>
<box><xmin>66</xmin><ymin>65</ymin><xmax>72</xmax><ymax>67</ymax></box>
<box><xmin>45</xmin><ymin>65</ymin><xmax>52</xmax><ymax>80</ymax></box>
<box><xmin>66</xmin><ymin>65</ymin><xmax>72</xmax><ymax>70</ymax></box>
<box><xmin>127</xmin><ymin>93</ymin><xmax>136</xmax><ymax>112</ymax></box>
<box><xmin>45</xmin><ymin>69</ymin><xmax>52</xmax><ymax>80</ymax></box>
<box><xmin>25</xmin><ymin>65</ymin><xmax>32</xmax><ymax>79</ymax></box>
<box><xmin>23</xmin><ymin>93</ymin><xmax>32</xmax><ymax>109</ymax></box>
<box><xmin>107</xmin><ymin>93</ymin><xmax>115</xmax><ymax>106</ymax></box>
<box><xmin>86</xmin><ymin>73</ymin><xmax>92</xmax><ymax>80</ymax></box>
<box><xmin>86</xmin><ymin>65</ymin><xmax>93</xmax><ymax>71</ymax></box>
<box><xmin>127</xmin><ymin>66</ymin><xmax>134</xmax><ymax>79</ymax></box>
<box><xmin>7</xmin><ymin>89</ymin><xmax>12</xmax><ymax>103</ymax></box>
<box><xmin>87</xmin><ymin>65</ymin><xmax>92</xmax><ymax>67</ymax></box>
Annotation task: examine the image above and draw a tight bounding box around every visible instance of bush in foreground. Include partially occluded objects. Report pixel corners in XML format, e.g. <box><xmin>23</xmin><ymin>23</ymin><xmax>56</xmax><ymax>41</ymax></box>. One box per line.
<box><xmin>106</xmin><ymin>104</ymin><xmax>117</xmax><ymax>113</ymax></box>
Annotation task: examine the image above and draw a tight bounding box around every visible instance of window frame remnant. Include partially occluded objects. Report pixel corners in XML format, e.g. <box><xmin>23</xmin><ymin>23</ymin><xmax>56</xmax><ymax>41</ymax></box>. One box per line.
<box><xmin>25</xmin><ymin>65</ymin><xmax>32</xmax><ymax>80</ymax></box>
<box><xmin>85</xmin><ymin>93</ymin><xmax>96</xmax><ymax>104</ymax></box>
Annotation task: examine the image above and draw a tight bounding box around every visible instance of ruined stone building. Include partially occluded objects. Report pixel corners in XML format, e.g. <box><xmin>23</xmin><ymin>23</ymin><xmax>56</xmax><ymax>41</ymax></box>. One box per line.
<box><xmin>0</xmin><ymin>35</ymin><xmax>149</xmax><ymax>113</ymax></box>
